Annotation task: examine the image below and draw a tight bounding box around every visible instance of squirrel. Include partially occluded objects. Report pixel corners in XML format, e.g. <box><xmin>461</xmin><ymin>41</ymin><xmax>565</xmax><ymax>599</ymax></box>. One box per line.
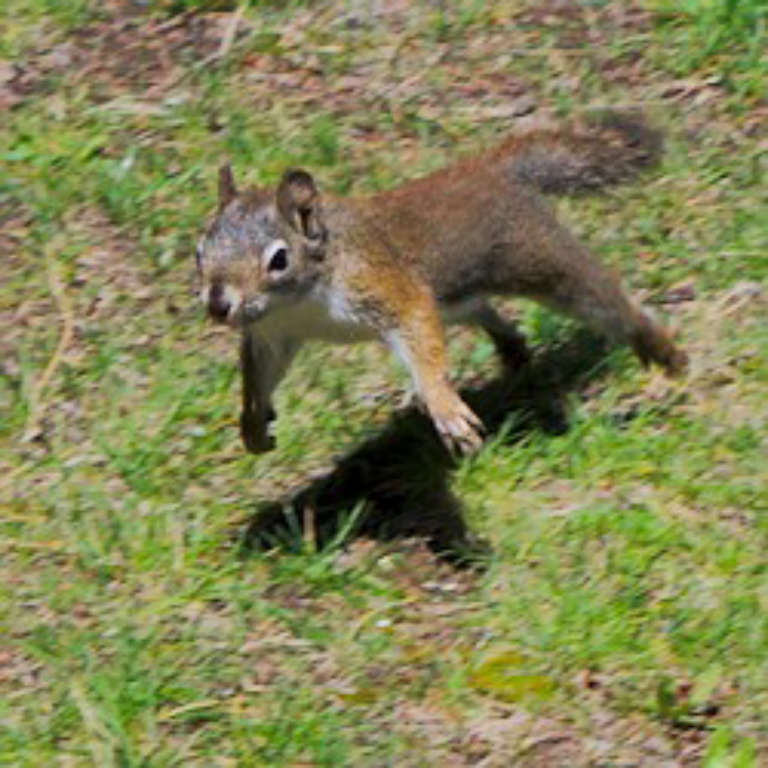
<box><xmin>196</xmin><ymin>112</ymin><xmax>688</xmax><ymax>456</ymax></box>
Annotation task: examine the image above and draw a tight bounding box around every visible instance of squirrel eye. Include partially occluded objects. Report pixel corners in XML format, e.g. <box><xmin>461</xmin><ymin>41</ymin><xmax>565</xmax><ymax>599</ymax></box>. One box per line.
<box><xmin>265</xmin><ymin>240</ymin><xmax>289</xmax><ymax>273</ymax></box>
<box><xmin>269</xmin><ymin>248</ymin><xmax>288</xmax><ymax>272</ymax></box>
<box><xmin>195</xmin><ymin>242</ymin><xmax>203</xmax><ymax>272</ymax></box>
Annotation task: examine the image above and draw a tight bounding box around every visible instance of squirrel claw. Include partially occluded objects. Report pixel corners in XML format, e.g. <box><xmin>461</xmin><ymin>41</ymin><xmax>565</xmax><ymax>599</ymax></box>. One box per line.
<box><xmin>432</xmin><ymin>399</ymin><xmax>485</xmax><ymax>457</ymax></box>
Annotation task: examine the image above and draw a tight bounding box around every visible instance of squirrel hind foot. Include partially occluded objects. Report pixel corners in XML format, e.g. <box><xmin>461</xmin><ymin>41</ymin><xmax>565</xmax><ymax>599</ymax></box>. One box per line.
<box><xmin>630</xmin><ymin>311</ymin><xmax>688</xmax><ymax>377</ymax></box>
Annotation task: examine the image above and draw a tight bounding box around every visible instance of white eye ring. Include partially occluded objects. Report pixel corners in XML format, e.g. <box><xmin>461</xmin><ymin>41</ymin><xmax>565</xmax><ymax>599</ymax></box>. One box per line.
<box><xmin>264</xmin><ymin>239</ymin><xmax>289</xmax><ymax>273</ymax></box>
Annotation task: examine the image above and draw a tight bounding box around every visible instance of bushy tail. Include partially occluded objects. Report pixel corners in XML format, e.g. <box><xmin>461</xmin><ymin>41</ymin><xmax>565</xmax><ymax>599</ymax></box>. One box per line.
<box><xmin>497</xmin><ymin>111</ymin><xmax>663</xmax><ymax>195</ymax></box>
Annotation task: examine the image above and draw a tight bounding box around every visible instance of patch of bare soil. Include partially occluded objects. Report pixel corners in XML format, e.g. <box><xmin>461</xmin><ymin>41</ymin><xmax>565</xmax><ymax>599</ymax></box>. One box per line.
<box><xmin>1</xmin><ymin>5</ymin><xmax>243</xmax><ymax>107</ymax></box>
<box><xmin>384</xmin><ymin>696</ymin><xmax>702</xmax><ymax>767</ymax></box>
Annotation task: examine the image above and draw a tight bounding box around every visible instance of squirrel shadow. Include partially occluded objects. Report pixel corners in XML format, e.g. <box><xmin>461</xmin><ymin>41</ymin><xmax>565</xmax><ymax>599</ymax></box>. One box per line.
<box><xmin>239</xmin><ymin>328</ymin><xmax>611</xmax><ymax>563</ymax></box>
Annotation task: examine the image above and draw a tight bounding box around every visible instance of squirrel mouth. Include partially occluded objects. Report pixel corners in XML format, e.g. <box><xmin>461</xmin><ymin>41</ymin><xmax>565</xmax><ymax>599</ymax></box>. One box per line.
<box><xmin>203</xmin><ymin>284</ymin><xmax>252</xmax><ymax>327</ymax></box>
<box><xmin>221</xmin><ymin>302</ymin><xmax>249</xmax><ymax>328</ymax></box>
<box><xmin>206</xmin><ymin>298</ymin><xmax>240</xmax><ymax>326</ymax></box>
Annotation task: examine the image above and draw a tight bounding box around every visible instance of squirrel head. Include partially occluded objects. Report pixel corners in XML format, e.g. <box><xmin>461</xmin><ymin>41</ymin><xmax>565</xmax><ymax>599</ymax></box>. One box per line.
<box><xmin>196</xmin><ymin>165</ymin><xmax>328</xmax><ymax>326</ymax></box>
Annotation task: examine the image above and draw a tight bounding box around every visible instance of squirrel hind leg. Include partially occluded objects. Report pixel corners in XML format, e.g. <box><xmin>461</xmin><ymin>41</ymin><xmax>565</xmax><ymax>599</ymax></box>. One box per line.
<box><xmin>551</xmin><ymin>290</ymin><xmax>688</xmax><ymax>377</ymax></box>
<box><xmin>520</xmin><ymin>258</ymin><xmax>688</xmax><ymax>377</ymax></box>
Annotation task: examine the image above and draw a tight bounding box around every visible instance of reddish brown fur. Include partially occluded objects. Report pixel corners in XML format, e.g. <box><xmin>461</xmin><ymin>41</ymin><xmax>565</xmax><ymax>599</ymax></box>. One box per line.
<box><xmin>198</xmin><ymin>113</ymin><xmax>687</xmax><ymax>456</ymax></box>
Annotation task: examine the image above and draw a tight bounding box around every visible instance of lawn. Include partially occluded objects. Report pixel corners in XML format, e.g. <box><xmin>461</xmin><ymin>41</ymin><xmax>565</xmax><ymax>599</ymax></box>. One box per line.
<box><xmin>1</xmin><ymin>1</ymin><xmax>767</xmax><ymax>765</ymax></box>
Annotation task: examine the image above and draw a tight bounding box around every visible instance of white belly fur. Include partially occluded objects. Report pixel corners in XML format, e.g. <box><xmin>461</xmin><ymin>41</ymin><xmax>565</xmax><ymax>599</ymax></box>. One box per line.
<box><xmin>255</xmin><ymin>292</ymin><xmax>376</xmax><ymax>344</ymax></box>
<box><xmin>253</xmin><ymin>291</ymin><xmax>485</xmax><ymax>345</ymax></box>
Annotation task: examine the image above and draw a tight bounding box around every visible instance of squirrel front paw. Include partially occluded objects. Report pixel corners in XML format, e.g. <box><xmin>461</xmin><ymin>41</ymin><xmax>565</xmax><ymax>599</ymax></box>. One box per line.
<box><xmin>240</xmin><ymin>405</ymin><xmax>277</xmax><ymax>454</ymax></box>
<box><xmin>429</xmin><ymin>393</ymin><xmax>485</xmax><ymax>456</ymax></box>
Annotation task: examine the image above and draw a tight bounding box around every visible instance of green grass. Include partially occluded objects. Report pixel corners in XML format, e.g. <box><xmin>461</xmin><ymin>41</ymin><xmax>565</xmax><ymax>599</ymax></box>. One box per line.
<box><xmin>1</xmin><ymin>0</ymin><xmax>767</xmax><ymax>765</ymax></box>
<box><xmin>651</xmin><ymin>0</ymin><xmax>768</xmax><ymax>99</ymax></box>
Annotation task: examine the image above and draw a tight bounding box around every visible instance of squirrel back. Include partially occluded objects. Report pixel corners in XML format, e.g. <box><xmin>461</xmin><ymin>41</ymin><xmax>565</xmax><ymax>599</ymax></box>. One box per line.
<box><xmin>365</xmin><ymin>112</ymin><xmax>664</xmax><ymax>312</ymax></box>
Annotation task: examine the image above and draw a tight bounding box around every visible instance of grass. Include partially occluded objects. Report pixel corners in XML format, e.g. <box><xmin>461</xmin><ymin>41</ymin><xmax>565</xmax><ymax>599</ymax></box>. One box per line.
<box><xmin>1</xmin><ymin>0</ymin><xmax>767</xmax><ymax>765</ymax></box>
<box><xmin>651</xmin><ymin>0</ymin><xmax>768</xmax><ymax>99</ymax></box>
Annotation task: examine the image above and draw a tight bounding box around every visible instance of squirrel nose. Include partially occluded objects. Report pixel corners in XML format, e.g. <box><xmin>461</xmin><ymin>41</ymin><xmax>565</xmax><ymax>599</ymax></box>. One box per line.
<box><xmin>208</xmin><ymin>283</ymin><xmax>231</xmax><ymax>321</ymax></box>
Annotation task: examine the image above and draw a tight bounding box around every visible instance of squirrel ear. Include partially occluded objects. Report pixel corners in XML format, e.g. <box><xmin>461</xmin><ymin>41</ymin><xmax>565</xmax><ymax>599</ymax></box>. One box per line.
<box><xmin>276</xmin><ymin>168</ymin><xmax>326</xmax><ymax>242</ymax></box>
<box><xmin>218</xmin><ymin>164</ymin><xmax>238</xmax><ymax>210</ymax></box>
